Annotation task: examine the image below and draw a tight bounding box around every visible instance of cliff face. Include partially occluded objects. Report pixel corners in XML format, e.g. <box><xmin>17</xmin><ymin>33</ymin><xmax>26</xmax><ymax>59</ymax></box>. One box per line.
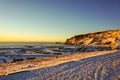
<box><xmin>66</xmin><ymin>29</ymin><xmax>120</xmax><ymax>47</ymax></box>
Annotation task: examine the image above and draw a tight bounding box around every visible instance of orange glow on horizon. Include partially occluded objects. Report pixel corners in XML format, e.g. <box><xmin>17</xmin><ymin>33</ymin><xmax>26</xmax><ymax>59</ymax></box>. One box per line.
<box><xmin>0</xmin><ymin>35</ymin><xmax>65</xmax><ymax>42</ymax></box>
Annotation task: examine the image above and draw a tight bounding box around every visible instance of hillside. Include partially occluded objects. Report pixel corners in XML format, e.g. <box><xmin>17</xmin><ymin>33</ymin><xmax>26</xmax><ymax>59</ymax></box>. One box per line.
<box><xmin>66</xmin><ymin>29</ymin><xmax>120</xmax><ymax>50</ymax></box>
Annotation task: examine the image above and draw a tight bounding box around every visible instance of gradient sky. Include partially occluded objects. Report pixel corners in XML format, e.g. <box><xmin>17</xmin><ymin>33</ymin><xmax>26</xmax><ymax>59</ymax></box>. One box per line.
<box><xmin>0</xmin><ymin>0</ymin><xmax>120</xmax><ymax>42</ymax></box>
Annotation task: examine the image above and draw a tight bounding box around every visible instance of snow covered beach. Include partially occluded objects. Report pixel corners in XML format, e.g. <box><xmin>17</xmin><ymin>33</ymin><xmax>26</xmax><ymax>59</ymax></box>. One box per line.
<box><xmin>0</xmin><ymin>45</ymin><xmax>78</xmax><ymax>64</ymax></box>
<box><xmin>0</xmin><ymin>50</ymin><xmax>120</xmax><ymax>80</ymax></box>
<box><xmin>0</xmin><ymin>50</ymin><xmax>119</xmax><ymax>77</ymax></box>
<box><xmin>0</xmin><ymin>42</ymin><xmax>120</xmax><ymax>80</ymax></box>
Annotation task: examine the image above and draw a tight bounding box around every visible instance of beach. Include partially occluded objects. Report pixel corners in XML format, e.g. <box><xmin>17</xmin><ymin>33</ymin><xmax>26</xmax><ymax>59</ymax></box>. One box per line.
<box><xmin>0</xmin><ymin>50</ymin><xmax>119</xmax><ymax>80</ymax></box>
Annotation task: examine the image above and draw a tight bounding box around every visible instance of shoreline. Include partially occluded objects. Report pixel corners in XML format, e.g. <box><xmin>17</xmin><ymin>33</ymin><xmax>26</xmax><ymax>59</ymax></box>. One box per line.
<box><xmin>0</xmin><ymin>50</ymin><xmax>117</xmax><ymax>76</ymax></box>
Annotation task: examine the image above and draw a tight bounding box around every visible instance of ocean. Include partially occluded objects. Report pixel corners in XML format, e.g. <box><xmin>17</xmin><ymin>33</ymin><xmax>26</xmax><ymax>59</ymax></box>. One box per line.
<box><xmin>0</xmin><ymin>42</ymin><xmax>64</xmax><ymax>48</ymax></box>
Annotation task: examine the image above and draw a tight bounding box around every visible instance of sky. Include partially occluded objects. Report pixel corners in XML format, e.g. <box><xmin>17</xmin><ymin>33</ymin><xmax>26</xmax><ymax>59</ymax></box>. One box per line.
<box><xmin>0</xmin><ymin>0</ymin><xmax>120</xmax><ymax>42</ymax></box>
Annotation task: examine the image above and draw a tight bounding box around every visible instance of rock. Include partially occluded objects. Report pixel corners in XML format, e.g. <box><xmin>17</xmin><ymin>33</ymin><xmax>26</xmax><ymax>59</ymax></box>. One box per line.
<box><xmin>66</xmin><ymin>29</ymin><xmax>120</xmax><ymax>51</ymax></box>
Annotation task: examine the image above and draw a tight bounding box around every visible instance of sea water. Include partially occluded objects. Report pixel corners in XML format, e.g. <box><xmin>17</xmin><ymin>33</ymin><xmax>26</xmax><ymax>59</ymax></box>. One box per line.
<box><xmin>0</xmin><ymin>42</ymin><xmax>64</xmax><ymax>48</ymax></box>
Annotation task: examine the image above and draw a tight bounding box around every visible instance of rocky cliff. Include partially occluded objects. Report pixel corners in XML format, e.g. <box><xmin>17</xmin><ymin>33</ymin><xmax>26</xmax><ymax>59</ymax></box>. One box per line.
<box><xmin>66</xmin><ymin>29</ymin><xmax>120</xmax><ymax>48</ymax></box>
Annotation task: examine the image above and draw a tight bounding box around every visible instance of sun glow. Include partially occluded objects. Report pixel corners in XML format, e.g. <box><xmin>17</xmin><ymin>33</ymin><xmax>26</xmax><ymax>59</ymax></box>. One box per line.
<box><xmin>0</xmin><ymin>35</ymin><xmax>65</xmax><ymax>42</ymax></box>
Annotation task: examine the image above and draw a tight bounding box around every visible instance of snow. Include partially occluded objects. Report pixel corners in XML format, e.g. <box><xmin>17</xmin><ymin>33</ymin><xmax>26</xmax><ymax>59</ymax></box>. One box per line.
<box><xmin>0</xmin><ymin>50</ymin><xmax>119</xmax><ymax>80</ymax></box>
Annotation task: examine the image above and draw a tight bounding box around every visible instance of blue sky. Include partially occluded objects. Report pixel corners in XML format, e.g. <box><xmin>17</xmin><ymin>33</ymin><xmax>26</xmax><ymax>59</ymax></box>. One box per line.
<box><xmin>0</xmin><ymin>0</ymin><xmax>120</xmax><ymax>42</ymax></box>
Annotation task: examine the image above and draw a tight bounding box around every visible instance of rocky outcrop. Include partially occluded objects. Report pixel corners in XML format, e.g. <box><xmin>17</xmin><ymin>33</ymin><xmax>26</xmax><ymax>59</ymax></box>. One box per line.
<box><xmin>66</xmin><ymin>29</ymin><xmax>120</xmax><ymax>50</ymax></box>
